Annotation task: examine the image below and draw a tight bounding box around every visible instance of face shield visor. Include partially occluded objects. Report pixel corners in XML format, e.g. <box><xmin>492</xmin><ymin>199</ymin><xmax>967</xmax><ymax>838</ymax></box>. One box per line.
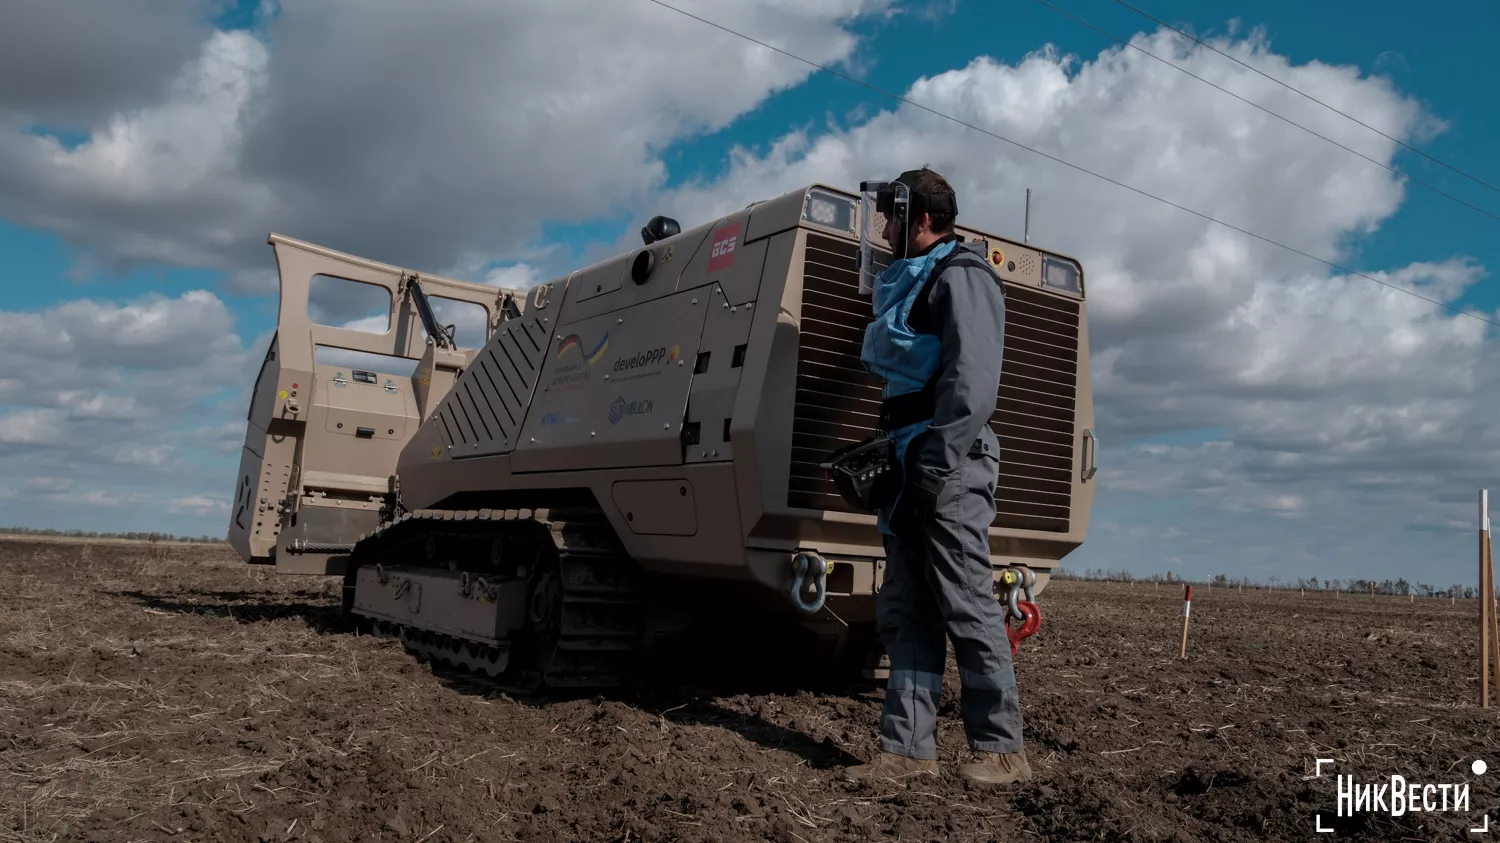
<box><xmin>857</xmin><ymin>180</ymin><xmax>909</xmax><ymax>295</ymax></box>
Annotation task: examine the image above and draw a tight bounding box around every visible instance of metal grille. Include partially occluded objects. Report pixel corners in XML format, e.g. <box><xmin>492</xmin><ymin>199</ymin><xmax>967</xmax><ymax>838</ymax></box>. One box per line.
<box><xmin>435</xmin><ymin>316</ymin><xmax>550</xmax><ymax>455</ymax></box>
<box><xmin>788</xmin><ymin>233</ymin><xmax>1079</xmax><ymax>533</ymax></box>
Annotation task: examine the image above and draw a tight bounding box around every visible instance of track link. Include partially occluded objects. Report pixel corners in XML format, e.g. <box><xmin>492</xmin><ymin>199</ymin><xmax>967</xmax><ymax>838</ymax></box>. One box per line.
<box><xmin>344</xmin><ymin>507</ymin><xmax>642</xmax><ymax>690</ymax></box>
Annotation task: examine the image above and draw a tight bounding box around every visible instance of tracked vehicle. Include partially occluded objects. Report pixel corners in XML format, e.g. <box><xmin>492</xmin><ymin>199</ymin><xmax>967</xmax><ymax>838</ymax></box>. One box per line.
<box><xmin>227</xmin><ymin>183</ymin><xmax>1098</xmax><ymax>687</ymax></box>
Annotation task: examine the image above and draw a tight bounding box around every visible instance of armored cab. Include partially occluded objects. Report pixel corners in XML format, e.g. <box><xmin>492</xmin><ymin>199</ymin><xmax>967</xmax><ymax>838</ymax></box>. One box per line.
<box><xmin>228</xmin><ymin>183</ymin><xmax>1097</xmax><ymax>687</ymax></box>
<box><xmin>227</xmin><ymin>236</ymin><xmax>510</xmax><ymax>573</ymax></box>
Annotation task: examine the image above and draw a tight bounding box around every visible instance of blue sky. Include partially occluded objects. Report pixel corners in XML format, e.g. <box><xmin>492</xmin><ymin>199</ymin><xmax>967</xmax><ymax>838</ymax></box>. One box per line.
<box><xmin>2</xmin><ymin>0</ymin><xmax>1497</xmax><ymax>588</ymax></box>
<box><xmin>16</xmin><ymin>0</ymin><xmax>1498</xmax><ymax>333</ymax></box>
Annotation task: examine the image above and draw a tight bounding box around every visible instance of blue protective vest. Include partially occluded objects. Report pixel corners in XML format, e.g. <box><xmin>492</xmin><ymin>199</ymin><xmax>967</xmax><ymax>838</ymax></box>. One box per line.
<box><xmin>860</xmin><ymin>240</ymin><xmax>956</xmax><ymax>534</ymax></box>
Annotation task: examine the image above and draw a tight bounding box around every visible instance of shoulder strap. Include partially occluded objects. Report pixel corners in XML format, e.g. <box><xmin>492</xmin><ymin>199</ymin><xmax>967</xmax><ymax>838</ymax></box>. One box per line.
<box><xmin>907</xmin><ymin>247</ymin><xmax>1003</xmax><ymax>335</ymax></box>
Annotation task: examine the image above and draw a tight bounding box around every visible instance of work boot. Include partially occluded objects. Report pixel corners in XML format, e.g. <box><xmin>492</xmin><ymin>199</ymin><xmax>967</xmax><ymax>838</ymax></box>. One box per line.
<box><xmin>956</xmin><ymin>749</ymin><xmax>1032</xmax><ymax>785</ymax></box>
<box><xmin>841</xmin><ymin>751</ymin><xmax>939</xmax><ymax>784</ymax></box>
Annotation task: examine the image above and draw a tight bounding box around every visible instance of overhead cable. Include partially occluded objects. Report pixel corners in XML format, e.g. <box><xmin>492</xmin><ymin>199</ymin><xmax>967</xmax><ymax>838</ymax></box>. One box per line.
<box><xmin>1031</xmin><ymin>0</ymin><xmax>1500</xmax><ymax>226</ymax></box>
<box><xmin>1112</xmin><ymin>0</ymin><xmax>1500</xmax><ymax>198</ymax></box>
<box><xmin>641</xmin><ymin>0</ymin><xmax>1500</xmax><ymax>329</ymax></box>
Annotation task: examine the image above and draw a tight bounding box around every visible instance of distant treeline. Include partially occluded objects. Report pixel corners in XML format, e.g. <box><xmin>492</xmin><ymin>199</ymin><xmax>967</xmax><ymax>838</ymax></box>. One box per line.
<box><xmin>1053</xmin><ymin>566</ymin><xmax>1491</xmax><ymax>600</ymax></box>
<box><xmin>0</xmin><ymin>526</ymin><xmax>226</xmax><ymax>544</ymax></box>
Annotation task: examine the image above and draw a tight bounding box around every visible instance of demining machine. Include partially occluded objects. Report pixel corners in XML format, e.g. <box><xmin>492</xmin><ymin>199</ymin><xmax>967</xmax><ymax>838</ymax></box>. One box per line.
<box><xmin>226</xmin><ymin>183</ymin><xmax>1098</xmax><ymax>688</ymax></box>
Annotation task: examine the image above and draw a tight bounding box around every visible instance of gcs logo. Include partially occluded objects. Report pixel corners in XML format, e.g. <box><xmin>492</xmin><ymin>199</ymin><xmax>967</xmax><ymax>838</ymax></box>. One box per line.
<box><xmin>710</xmin><ymin>235</ymin><xmax>738</xmax><ymax>258</ymax></box>
<box><xmin>708</xmin><ymin>222</ymin><xmax>741</xmax><ymax>272</ymax></box>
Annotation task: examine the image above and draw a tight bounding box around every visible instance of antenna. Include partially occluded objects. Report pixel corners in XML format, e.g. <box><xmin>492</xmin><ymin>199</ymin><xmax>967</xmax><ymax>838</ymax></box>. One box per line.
<box><xmin>1024</xmin><ymin>188</ymin><xmax>1032</xmax><ymax>244</ymax></box>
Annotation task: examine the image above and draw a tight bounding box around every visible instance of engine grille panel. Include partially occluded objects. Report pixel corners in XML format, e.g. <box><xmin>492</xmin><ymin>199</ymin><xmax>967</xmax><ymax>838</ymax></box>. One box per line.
<box><xmin>788</xmin><ymin>233</ymin><xmax>1080</xmax><ymax>532</ymax></box>
<box><xmin>433</xmin><ymin>314</ymin><xmax>549</xmax><ymax>457</ymax></box>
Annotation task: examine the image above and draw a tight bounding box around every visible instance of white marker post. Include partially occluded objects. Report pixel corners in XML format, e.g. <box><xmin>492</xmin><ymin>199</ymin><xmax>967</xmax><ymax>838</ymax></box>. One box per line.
<box><xmin>1179</xmin><ymin>584</ymin><xmax>1192</xmax><ymax>659</ymax></box>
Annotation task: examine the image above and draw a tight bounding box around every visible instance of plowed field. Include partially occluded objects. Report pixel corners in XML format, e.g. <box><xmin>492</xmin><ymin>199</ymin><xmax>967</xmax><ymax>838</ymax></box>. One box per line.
<box><xmin>2</xmin><ymin>538</ymin><xmax>1497</xmax><ymax>842</ymax></box>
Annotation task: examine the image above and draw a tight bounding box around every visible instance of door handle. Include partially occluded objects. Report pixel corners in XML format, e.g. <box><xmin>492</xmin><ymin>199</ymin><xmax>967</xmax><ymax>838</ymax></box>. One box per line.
<box><xmin>1081</xmin><ymin>428</ymin><xmax>1098</xmax><ymax>482</ymax></box>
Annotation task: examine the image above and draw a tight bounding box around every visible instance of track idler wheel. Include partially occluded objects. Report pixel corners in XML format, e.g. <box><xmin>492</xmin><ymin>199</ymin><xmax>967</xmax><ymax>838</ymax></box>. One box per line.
<box><xmin>524</xmin><ymin>555</ymin><xmax>565</xmax><ymax>675</ymax></box>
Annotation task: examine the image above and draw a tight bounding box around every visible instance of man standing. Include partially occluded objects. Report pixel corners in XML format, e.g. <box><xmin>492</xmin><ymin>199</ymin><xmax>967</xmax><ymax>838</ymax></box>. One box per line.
<box><xmin>843</xmin><ymin>168</ymin><xmax>1030</xmax><ymax>786</ymax></box>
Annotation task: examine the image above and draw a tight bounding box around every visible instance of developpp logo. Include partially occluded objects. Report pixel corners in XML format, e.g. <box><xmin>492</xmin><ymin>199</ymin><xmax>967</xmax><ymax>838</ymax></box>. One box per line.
<box><xmin>612</xmin><ymin>345</ymin><xmax>679</xmax><ymax>372</ymax></box>
<box><xmin>1310</xmin><ymin>757</ymin><xmax>1490</xmax><ymax>834</ymax></box>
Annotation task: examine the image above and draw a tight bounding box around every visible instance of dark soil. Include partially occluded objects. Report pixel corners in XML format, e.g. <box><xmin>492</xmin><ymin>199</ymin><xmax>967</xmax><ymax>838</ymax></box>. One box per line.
<box><xmin>2</xmin><ymin>538</ymin><xmax>1496</xmax><ymax>841</ymax></box>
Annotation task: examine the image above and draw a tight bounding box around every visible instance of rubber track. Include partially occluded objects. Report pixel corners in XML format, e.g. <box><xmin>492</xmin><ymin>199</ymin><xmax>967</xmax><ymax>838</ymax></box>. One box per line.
<box><xmin>346</xmin><ymin>506</ymin><xmax>642</xmax><ymax>690</ymax></box>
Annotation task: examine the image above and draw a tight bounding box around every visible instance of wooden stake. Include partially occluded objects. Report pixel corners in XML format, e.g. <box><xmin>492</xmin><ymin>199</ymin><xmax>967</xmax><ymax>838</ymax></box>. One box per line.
<box><xmin>1488</xmin><ymin>519</ymin><xmax>1500</xmax><ymax>705</ymax></box>
<box><xmin>1483</xmin><ymin>490</ymin><xmax>1492</xmax><ymax>709</ymax></box>
<box><xmin>1179</xmin><ymin>584</ymin><xmax>1192</xmax><ymax>659</ymax></box>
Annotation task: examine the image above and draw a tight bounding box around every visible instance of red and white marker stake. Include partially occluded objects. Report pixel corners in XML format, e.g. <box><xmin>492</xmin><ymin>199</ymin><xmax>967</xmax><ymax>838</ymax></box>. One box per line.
<box><xmin>1179</xmin><ymin>584</ymin><xmax>1192</xmax><ymax>659</ymax></box>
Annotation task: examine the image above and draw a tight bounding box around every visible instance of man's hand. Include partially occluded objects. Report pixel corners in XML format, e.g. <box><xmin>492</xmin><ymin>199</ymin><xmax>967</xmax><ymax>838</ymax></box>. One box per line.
<box><xmin>905</xmin><ymin>466</ymin><xmax>945</xmax><ymax>515</ymax></box>
<box><xmin>903</xmin><ymin>431</ymin><xmax>949</xmax><ymax>515</ymax></box>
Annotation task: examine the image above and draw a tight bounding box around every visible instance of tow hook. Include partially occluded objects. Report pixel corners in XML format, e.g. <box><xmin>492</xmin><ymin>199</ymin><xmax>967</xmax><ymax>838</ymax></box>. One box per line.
<box><xmin>999</xmin><ymin>566</ymin><xmax>1041</xmax><ymax>656</ymax></box>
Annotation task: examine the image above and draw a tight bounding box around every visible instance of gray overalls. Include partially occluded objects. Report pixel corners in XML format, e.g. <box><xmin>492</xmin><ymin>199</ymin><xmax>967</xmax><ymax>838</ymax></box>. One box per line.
<box><xmin>860</xmin><ymin>237</ymin><xmax>1023</xmax><ymax>759</ymax></box>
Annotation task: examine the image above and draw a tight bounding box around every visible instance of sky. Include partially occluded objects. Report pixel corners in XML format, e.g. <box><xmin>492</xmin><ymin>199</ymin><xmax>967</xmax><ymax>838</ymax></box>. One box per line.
<box><xmin>1</xmin><ymin>0</ymin><xmax>1497</xmax><ymax>588</ymax></box>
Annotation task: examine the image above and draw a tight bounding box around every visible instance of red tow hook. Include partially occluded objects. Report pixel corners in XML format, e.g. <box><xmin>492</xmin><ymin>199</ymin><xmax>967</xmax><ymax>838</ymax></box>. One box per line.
<box><xmin>1007</xmin><ymin>600</ymin><xmax>1041</xmax><ymax>657</ymax></box>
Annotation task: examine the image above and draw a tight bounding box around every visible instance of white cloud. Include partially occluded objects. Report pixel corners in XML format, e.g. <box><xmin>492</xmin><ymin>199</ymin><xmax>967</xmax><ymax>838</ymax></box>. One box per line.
<box><xmin>26</xmin><ymin>477</ymin><xmax>75</xmax><ymax>493</ymax></box>
<box><xmin>0</xmin><ymin>290</ymin><xmax>252</xmax><ymax>528</ymax></box>
<box><xmin>54</xmin><ymin>391</ymin><xmax>144</xmax><ymax>422</ymax></box>
<box><xmin>484</xmin><ymin>264</ymin><xmax>543</xmax><ymax>290</ymax></box>
<box><xmin>167</xmin><ymin>494</ymin><xmax>229</xmax><ymax>516</ymax></box>
<box><xmin>109</xmin><ymin>445</ymin><xmax>176</xmax><ymax>468</ymax></box>
<box><xmin>643</xmin><ymin>26</ymin><xmax>1495</xmax><ymax>583</ymax></box>
<box><xmin>45</xmin><ymin>490</ymin><xmax>153</xmax><ymax>508</ymax></box>
<box><xmin>0</xmin><ymin>29</ymin><xmax>274</xmax><ymax>273</ymax></box>
<box><xmin>0</xmin><ymin>409</ymin><xmax>67</xmax><ymax>445</ymax></box>
<box><xmin>0</xmin><ymin>0</ymin><xmax>897</xmax><ymax>282</ymax></box>
<box><xmin>0</xmin><ymin>288</ymin><xmax>242</xmax><ymax>373</ymax></box>
<box><xmin>336</xmin><ymin>315</ymin><xmax>393</xmax><ymax>336</ymax></box>
<box><xmin>0</xmin><ymin>5</ymin><xmax>1492</xmax><ymax>583</ymax></box>
<box><xmin>0</xmin><ymin>0</ymin><xmax>218</xmax><ymax>127</ymax></box>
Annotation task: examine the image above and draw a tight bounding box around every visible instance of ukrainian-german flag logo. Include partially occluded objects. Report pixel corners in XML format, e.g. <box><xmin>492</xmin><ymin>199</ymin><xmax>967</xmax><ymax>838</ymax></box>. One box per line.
<box><xmin>556</xmin><ymin>331</ymin><xmax>610</xmax><ymax>364</ymax></box>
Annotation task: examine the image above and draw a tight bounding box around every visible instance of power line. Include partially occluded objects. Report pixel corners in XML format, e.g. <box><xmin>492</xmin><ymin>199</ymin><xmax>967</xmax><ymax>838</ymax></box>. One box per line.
<box><xmin>640</xmin><ymin>0</ymin><xmax>1500</xmax><ymax>329</ymax></box>
<box><xmin>1030</xmin><ymin>0</ymin><xmax>1500</xmax><ymax>226</ymax></box>
<box><xmin>1111</xmin><ymin>0</ymin><xmax>1500</xmax><ymax>198</ymax></box>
